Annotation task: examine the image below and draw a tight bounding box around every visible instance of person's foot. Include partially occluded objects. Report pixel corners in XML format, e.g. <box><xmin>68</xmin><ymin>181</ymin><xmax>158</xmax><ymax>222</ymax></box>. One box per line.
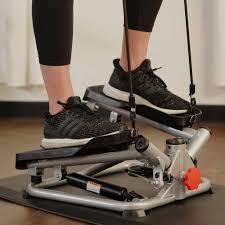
<box><xmin>103</xmin><ymin>59</ymin><xmax>190</xmax><ymax>115</ymax></box>
<box><xmin>42</xmin><ymin>96</ymin><xmax>128</xmax><ymax>149</ymax></box>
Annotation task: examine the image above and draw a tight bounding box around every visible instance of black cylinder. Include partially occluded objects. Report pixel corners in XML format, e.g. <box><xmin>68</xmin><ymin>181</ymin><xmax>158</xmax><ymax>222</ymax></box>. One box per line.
<box><xmin>135</xmin><ymin>135</ymin><xmax>149</xmax><ymax>152</ymax></box>
<box><xmin>66</xmin><ymin>173</ymin><xmax>128</xmax><ymax>201</ymax></box>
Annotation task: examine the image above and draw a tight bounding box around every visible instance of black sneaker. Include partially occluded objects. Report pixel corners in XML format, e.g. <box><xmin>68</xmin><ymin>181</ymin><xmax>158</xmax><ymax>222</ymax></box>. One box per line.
<box><xmin>42</xmin><ymin>96</ymin><xmax>128</xmax><ymax>149</ymax></box>
<box><xmin>103</xmin><ymin>59</ymin><xmax>190</xmax><ymax>115</ymax></box>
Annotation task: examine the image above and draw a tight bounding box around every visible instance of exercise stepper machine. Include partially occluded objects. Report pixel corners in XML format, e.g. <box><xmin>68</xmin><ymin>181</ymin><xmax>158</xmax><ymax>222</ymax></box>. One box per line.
<box><xmin>15</xmin><ymin>0</ymin><xmax>212</xmax><ymax>218</ymax></box>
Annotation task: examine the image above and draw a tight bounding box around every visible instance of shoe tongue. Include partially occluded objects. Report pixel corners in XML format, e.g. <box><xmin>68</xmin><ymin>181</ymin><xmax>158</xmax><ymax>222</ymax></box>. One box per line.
<box><xmin>67</xmin><ymin>96</ymin><xmax>82</xmax><ymax>104</ymax></box>
<box><xmin>113</xmin><ymin>58</ymin><xmax>152</xmax><ymax>73</ymax></box>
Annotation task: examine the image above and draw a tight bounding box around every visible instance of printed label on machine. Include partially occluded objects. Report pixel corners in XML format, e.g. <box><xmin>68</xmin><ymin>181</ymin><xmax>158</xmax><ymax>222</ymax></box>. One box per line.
<box><xmin>86</xmin><ymin>181</ymin><xmax>101</xmax><ymax>194</ymax></box>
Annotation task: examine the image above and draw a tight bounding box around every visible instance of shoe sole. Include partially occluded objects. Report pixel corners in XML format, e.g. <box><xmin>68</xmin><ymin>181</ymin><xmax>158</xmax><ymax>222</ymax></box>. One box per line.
<box><xmin>41</xmin><ymin>131</ymin><xmax>120</xmax><ymax>149</ymax></box>
<box><xmin>103</xmin><ymin>83</ymin><xmax>187</xmax><ymax>115</ymax></box>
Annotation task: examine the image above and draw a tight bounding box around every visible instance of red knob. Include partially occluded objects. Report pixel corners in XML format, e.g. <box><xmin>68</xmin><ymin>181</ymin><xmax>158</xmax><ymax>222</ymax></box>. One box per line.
<box><xmin>183</xmin><ymin>168</ymin><xmax>201</xmax><ymax>190</ymax></box>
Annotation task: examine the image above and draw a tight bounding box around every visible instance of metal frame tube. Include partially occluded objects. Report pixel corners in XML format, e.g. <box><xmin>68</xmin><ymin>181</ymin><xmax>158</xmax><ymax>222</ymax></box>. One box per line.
<box><xmin>26</xmin><ymin>183</ymin><xmax>176</xmax><ymax>212</ymax></box>
<box><xmin>95</xmin><ymin>160</ymin><xmax>142</xmax><ymax>177</ymax></box>
<box><xmin>79</xmin><ymin>162</ymin><xmax>120</xmax><ymax>176</ymax></box>
<box><xmin>187</xmin><ymin>128</ymin><xmax>211</xmax><ymax>159</ymax></box>
<box><xmin>26</xmin><ymin>177</ymin><xmax>211</xmax><ymax>213</ymax></box>
<box><xmin>95</xmin><ymin>102</ymin><xmax>193</xmax><ymax>140</ymax></box>
<box><xmin>141</xmin><ymin>142</ymin><xmax>171</xmax><ymax>169</ymax></box>
<box><xmin>137</xmin><ymin>115</ymin><xmax>193</xmax><ymax>140</ymax></box>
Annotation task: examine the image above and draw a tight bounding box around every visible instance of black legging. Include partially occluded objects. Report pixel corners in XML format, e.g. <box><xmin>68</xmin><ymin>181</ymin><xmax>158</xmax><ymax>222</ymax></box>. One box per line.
<box><xmin>32</xmin><ymin>0</ymin><xmax>163</xmax><ymax>66</ymax></box>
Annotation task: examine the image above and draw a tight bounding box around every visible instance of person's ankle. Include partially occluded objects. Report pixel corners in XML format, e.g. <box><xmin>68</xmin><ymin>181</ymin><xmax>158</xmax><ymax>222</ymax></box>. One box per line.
<box><xmin>48</xmin><ymin>94</ymin><xmax>74</xmax><ymax>115</ymax></box>
<box><xmin>49</xmin><ymin>104</ymin><xmax>63</xmax><ymax>116</ymax></box>
<box><xmin>49</xmin><ymin>100</ymin><xmax>66</xmax><ymax>115</ymax></box>
<box><xmin>119</xmin><ymin>58</ymin><xmax>144</xmax><ymax>72</ymax></box>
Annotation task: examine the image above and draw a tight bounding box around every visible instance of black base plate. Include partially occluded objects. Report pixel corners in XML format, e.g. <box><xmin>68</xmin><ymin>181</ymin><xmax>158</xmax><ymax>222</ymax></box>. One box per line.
<box><xmin>0</xmin><ymin>172</ymin><xmax>224</xmax><ymax>225</ymax></box>
<box><xmin>84</xmin><ymin>85</ymin><xmax>202</xmax><ymax>129</ymax></box>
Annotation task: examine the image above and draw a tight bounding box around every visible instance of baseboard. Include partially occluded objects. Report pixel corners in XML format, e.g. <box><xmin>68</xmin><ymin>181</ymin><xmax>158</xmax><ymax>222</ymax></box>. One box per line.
<box><xmin>198</xmin><ymin>105</ymin><xmax>225</xmax><ymax>122</ymax></box>
<box><xmin>0</xmin><ymin>102</ymin><xmax>224</xmax><ymax>122</ymax></box>
<box><xmin>0</xmin><ymin>102</ymin><xmax>48</xmax><ymax>118</ymax></box>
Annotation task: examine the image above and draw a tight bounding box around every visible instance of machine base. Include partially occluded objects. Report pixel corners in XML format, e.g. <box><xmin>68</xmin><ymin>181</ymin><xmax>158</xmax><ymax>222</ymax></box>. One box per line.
<box><xmin>0</xmin><ymin>173</ymin><xmax>223</xmax><ymax>225</ymax></box>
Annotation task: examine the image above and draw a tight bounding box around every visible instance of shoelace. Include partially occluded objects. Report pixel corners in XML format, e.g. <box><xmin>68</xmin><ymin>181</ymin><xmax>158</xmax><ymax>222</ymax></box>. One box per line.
<box><xmin>57</xmin><ymin>101</ymin><xmax>95</xmax><ymax>116</ymax></box>
<box><xmin>144</xmin><ymin>67</ymin><xmax>167</xmax><ymax>88</ymax></box>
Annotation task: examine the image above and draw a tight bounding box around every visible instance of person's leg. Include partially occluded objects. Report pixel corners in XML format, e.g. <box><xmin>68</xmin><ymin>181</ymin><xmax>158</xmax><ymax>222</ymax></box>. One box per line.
<box><xmin>32</xmin><ymin>0</ymin><xmax>128</xmax><ymax>149</ymax></box>
<box><xmin>104</xmin><ymin>0</ymin><xmax>190</xmax><ymax>115</ymax></box>
<box><xmin>41</xmin><ymin>66</ymin><xmax>74</xmax><ymax>115</ymax></box>
<box><xmin>32</xmin><ymin>0</ymin><xmax>74</xmax><ymax>115</ymax></box>
<box><xmin>120</xmin><ymin>30</ymin><xmax>150</xmax><ymax>72</ymax></box>
<box><xmin>120</xmin><ymin>0</ymin><xmax>163</xmax><ymax>71</ymax></box>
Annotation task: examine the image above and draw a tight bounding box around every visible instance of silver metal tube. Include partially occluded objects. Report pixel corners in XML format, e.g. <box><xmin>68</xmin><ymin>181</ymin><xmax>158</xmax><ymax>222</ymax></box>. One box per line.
<box><xmin>36</xmin><ymin>178</ymin><xmax>67</xmax><ymax>189</ymax></box>
<box><xmin>26</xmin><ymin>177</ymin><xmax>210</xmax><ymax>213</ymax></box>
<box><xmin>27</xmin><ymin>184</ymin><xmax>176</xmax><ymax>212</ymax></box>
<box><xmin>96</xmin><ymin>160</ymin><xmax>142</xmax><ymax>177</ymax></box>
<box><xmin>137</xmin><ymin>115</ymin><xmax>193</xmax><ymax>140</ymax></box>
<box><xmin>27</xmin><ymin>149</ymin><xmax>145</xmax><ymax>170</ymax></box>
<box><xmin>187</xmin><ymin>127</ymin><xmax>211</xmax><ymax>159</ymax></box>
<box><xmin>98</xmin><ymin>103</ymin><xmax>193</xmax><ymax>140</ymax></box>
<box><xmin>78</xmin><ymin>162</ymin><xmax>120</xmax><ymax>176</ymax></box>
<box><xmin>142</xmin><ymin>142</ymin><xmax>171</xmax><ymax>169</ymax></box>
<box><xmin>183</xmin><ymin>127</ymin><xmax>198</xmax><ymax>136</ymax></box>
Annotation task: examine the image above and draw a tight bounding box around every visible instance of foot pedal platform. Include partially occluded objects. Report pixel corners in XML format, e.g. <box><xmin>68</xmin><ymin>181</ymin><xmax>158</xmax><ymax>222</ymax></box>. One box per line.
<box><xmin>84</xmin><ymin>85</ymin><xmax>202</xmax><ymax>129</ymax></box>
<box><xmin>16</xmin><ymin>131</ymin><xmax>130</xmax><ymax>170</ymax></box>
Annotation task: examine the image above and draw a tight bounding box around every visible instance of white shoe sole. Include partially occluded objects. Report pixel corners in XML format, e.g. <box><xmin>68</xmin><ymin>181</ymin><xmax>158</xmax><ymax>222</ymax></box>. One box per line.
<box><xmin>103</xmin><ymin>83</ymin><xmax>187</xmax><ymax>115</ymax></box>
<box><xmin>41</xmin><ymin>131</ymin><xmax>120</xmax><ymax>149</ymax></box>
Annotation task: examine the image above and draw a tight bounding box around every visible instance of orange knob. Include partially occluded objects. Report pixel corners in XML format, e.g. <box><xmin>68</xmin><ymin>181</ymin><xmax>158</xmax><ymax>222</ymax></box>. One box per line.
<box><xmin>183</xmin><ymin>168</ymin><xmax>201</xmax><ymax>190</ymax></box>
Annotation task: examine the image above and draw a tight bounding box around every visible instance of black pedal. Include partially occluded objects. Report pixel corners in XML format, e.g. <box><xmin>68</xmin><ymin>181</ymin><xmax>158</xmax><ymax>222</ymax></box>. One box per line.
<box><xmin>84</xmin><ymin>85</ymin><xmax>202</xmax><ymax>129</ymax></box>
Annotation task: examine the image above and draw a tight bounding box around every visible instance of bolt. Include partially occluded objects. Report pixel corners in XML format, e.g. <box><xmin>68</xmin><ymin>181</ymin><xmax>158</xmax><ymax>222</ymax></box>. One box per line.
<box><xmin>153</xmin><ymin>180</ymin><xmax>159</xmax><ymax>186</ymax></box>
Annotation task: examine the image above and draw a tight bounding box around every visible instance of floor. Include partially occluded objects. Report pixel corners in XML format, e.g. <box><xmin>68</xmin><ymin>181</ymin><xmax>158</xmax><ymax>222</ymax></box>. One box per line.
<box><xmin>0</xmin><ymin>118</ymin><xmax>224</xmax><ymax>225</ymax></box>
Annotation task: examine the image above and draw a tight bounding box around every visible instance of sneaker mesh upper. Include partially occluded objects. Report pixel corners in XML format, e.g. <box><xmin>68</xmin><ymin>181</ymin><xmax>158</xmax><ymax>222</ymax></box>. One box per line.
<box><xmin>44</xmin><ymin>99</ymin><xmax>127</xmax><ymax>139</ymax></box>
<box><xmin>109</xmin><ymin>59</ymin><xmax>190</xmax><ymax>111</ymax></box>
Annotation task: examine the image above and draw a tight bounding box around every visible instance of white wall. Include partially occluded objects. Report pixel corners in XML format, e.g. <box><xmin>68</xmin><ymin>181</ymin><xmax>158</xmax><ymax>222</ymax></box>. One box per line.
<box><xmin>0</xmin><ymin>0</ymin><xmax>225</xmax><ymax>104</ymax></box>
